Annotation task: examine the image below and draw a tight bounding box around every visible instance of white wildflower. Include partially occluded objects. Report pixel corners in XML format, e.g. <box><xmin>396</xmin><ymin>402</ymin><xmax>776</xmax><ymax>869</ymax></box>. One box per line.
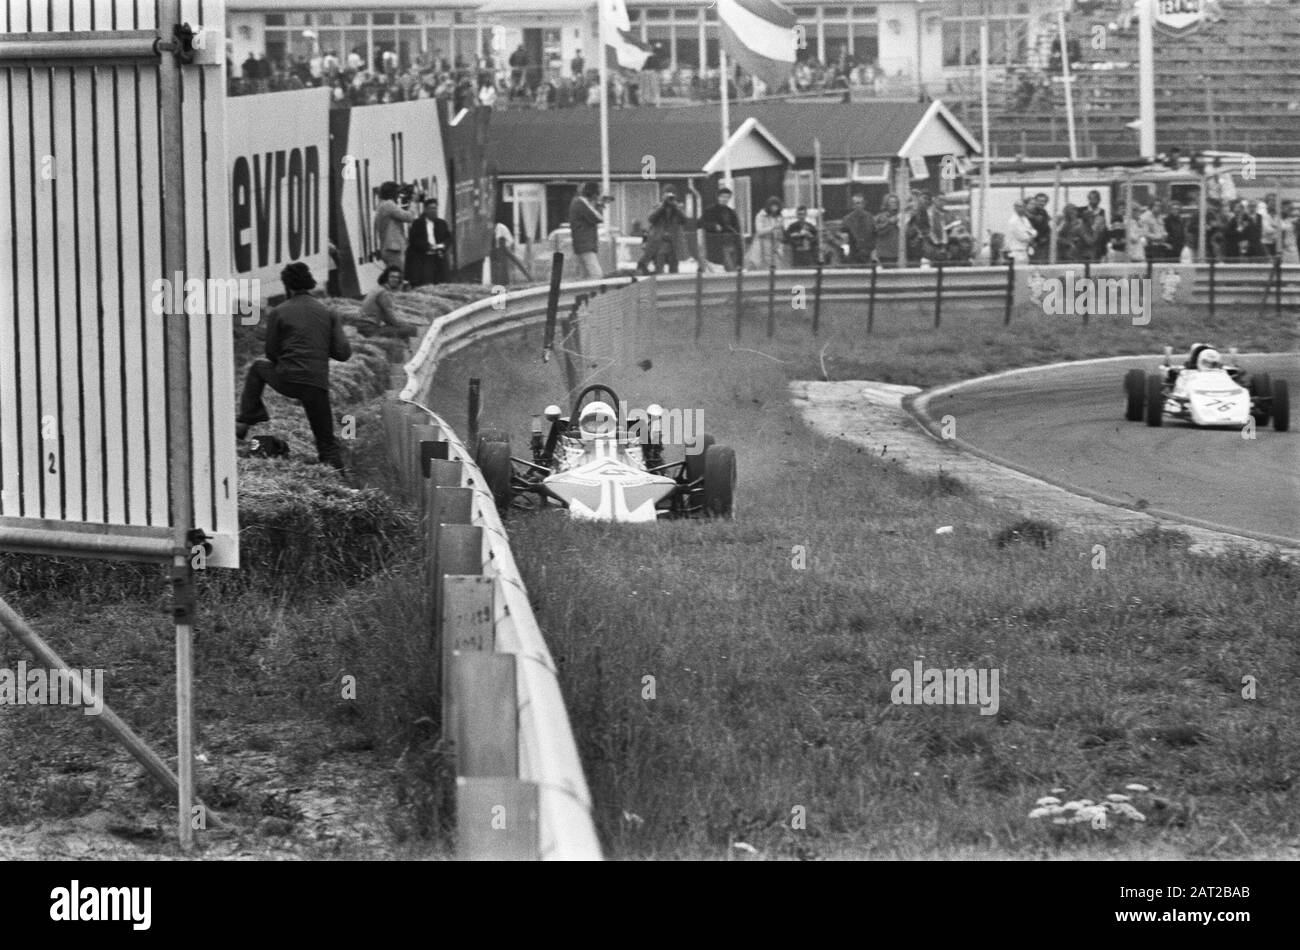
<box><xmin>1125</xmin><ymin>783</ymin><xmax>1150</xmax><ymax>793</ymax></box>
<box><xmin>1036</xmin><ymin>796</ymin><xmax>1062</xmax><ymax>807</ymax></box>
<box><xmin>1106</xmin><ymin>794</ymin><xmax>1131</xmax><ymax>803</ymax></box>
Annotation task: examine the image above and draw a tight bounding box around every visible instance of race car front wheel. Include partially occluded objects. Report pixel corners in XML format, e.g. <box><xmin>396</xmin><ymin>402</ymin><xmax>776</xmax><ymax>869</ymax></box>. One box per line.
<box><xmin>476</xmin><ymin>433</ymin><xmax>514</xmax><ymax>510</ymax></box>
<box><xmin>701</xmin><ymin>445</ymin><xmax>736</xmax><ymax>518</ymax></box>
<box><xmin>1250</xmin><ymin>373</ymin><xmax>1272</xmax><ymax>426</ymax></box>
<box><xmin>1124</xmin><ymin>369</ymin><xmax>1145</xmax><ymax>421</ymax></box>
<box><xmin>1144</xmin><ymin>373</ymin><xmax>1164</xmax><ymax>427</ymax></box>
<box><xmin>1272</xmin><ymin>379</ymin><xmax>1290</xmax><ymax>432</ymax></box>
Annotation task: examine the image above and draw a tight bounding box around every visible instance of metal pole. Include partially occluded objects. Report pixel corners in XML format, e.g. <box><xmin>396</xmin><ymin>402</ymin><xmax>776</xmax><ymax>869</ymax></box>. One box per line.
<box><xmin>1137</xmin><ymin>0</ymin><xmax>1156</xmax><ymax>159</ymax></box>
<box><xmin>1057</xmin><ymin>3</ymin><xmax>1078</xmax><ymax>162</ymax></box>
<box><xmin>1208</xmin><ymin>257</ymin><xmax>1216</xmax><ymax>321</ymax></box>
<box><xmin>979</xmin><ymin>20</ymin><xmax>991</xmax><ymax>251</ymax></box>
<box><xmin>158</xmin><ymin>0</ymin><xmax>195</xmax><ymax>851</ymax></box>
<box><xmin>598</xmin><ymin>0</ymin><xmax>611</xmax><ymax>197</ymax></box>
<box><xmin>720</xmin><ymin>45</ymin><xmax>733</xmax><ymax>188</ymax></box>
<box><xmin>766</xmin><ymin>262</ymin><xmax>776</xmax><ymax>338</ymax></box>
<box><xmin>734</xmin><ymin>261</ymin><xmax>744</xmax><ymax>341</ymax></box>
<box><xmin>1004</xmin><ymin>257</ymin><xmax>1015</xmax><ymax>324</ymax></box>
<box><xmin>694</xmin><ymin>264</ymin><xmax>704</xmax><ymax>341</ymax></box>
<box><xmin>467</xmin><ymin>377</ymin><xmax>481</xmax><ymax>449</ymax></box>
<box><xmin>1199</xmin><ymin>169</ymin><xmax>1210</xmax><ymax>263</ymax></box>
<box><xmin>934</xmin><ymin>262</ymin><xmax>944</xmax><ymax>328</ymax></box>
<box><xmin>1050</xmin><ymin>164</ymin><xmax>1061</xmax><ymax>263</ymax></box>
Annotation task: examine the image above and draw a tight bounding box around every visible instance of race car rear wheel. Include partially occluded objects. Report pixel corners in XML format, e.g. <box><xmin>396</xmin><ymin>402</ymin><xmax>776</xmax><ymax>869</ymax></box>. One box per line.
<box><xmin>1124</xmin><ymin>369</ymin><xmax>1145</xmax><ymax>421</ymax></box>
<box><xmin>1250</xmin><ymin>373</ymin><xmax>1272</xmax><ymax>425</ymax></box>
<box><xmin>685</xmin><ymin>433</ymin><xmax>716</xmax><ymax>484</ymax></box>
<box><xmin>1271</xmin><ymin>379</ymin><xmax>1289</xmax><ymax>432</ymax></box>
<box><xmin>476</xmin><ymin>433</ymin><xmax>514</xmax><ymax>509</ymax></box>
<box><xmin>701</xmin><ymin>444</ymin><xmax>736</xmax><ymax>518</ymax></box>
<box><xmin>1144</xmin><ymin>373</ymin><xmax>1164</xmax><ymax>427</ymax></box>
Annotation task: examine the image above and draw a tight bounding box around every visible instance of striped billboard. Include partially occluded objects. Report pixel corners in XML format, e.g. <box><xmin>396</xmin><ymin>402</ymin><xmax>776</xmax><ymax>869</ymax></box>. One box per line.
<box><xmin>0</xmin><ymin>0</ymin><xmax>240</xmax><ymax>568</ymax></box>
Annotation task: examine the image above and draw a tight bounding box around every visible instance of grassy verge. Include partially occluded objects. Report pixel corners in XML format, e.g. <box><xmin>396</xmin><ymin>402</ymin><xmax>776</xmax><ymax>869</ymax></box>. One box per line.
<box><xmin>0</xmin><ymin>285</ymin><xmax>488</xmax><ymax>855</ymax></box>
<box><xmin>425</xmin><ymin>299</ymin><xmax>1298</xmax><ymax>860</ymax></box>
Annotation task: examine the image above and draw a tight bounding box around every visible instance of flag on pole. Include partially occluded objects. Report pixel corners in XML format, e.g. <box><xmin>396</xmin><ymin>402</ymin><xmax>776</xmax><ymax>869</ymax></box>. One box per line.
<box><xmin>602</xmin><ymin>0</ymin><xmax>651</xmax><ymax>70</ymax></box>
<box><xmin>717</xmin><ymin>0</ymin><xmax>798</xmax><ymax>92</ymax></box>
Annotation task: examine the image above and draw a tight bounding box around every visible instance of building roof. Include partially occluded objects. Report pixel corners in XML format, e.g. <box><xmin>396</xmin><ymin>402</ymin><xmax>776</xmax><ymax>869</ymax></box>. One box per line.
<box><xmin>488</xmin><ymin>108</ymin><xmax>791</xmax><ymax>177</ymax></box>
<box><xmin>488</xmin><ymin>98</ymin><xmax>980</xmax><ymax>177</ymax></box>
<box><xmin>674</xmin><ymin>98</ymin><xmax>982</xmax><ymax>160</ymax></box>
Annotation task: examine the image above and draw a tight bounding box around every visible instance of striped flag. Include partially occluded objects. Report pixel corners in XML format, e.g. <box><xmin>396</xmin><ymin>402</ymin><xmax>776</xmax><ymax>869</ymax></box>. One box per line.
<box><xmin>717</xmin><ymin>0</ymin><xmax>798</xmax><ymax>91</ymax></box>
<box><xmin>603</xmin><ymin>0</ymin><xmax>651</xmax><ymax>70</ymax></box>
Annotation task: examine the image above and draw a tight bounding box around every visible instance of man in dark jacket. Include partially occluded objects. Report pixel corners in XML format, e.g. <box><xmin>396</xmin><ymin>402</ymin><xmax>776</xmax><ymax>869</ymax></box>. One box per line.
<box><xmin>568</xmin><ymin>181</ymin><xmax>605</xmax><ymax>278</ymax></box>
<box><xmin>839</xmin><ymin>192</ymin><xmax>876</xmax><ymax>264</ymax></box>
<box><xmin>638</xmin><ymin>186</ymin><xmax>689</xmax><ymax>274</ymax></box>
<box><xmin>236</xmin><ymin>262</ymin><xmax>352</xmax><ymax>470</ymax></box>
<box><xmin>405</xmin><ymin>196</ymin><xmax>453</xmax><ymax>286</ymax></box>
<box><xmin>698</xmin><ymin>185</ymin><xmax>742</xmax><ymax>271</ymax></box>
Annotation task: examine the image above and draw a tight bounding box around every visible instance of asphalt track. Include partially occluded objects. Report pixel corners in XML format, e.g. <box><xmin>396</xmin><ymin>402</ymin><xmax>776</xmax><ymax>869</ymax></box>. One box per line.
<box><xmin>921</xmin><ymin>355</ymin><xmax>1300</xmax><ymax>547</ymax></box>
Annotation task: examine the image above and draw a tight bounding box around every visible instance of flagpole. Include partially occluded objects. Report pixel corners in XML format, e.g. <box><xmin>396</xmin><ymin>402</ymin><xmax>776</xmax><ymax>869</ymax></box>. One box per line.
<box><xmin>598</xmin><ymin>0</ymin><xmax>611</xmax><ymax>197</ymax></box>
<box><xmin>1137</xmin><ymin>0</ymin><xmax>1155</xmax><ymax>159</ymax></box>
<box><xmin>979</xmin><ymin>19</ymin><xmax>990</xmax><ymax>252</ymax></box>
<box><xmin>1057</xmin><ymin>2</ymin><xmax>1078</xmax><ymax>161</ymax></box>
<box><xmin>719</xmin><ymin>45</ymin><xmax>732</xmax><ymax>188</ymax></box>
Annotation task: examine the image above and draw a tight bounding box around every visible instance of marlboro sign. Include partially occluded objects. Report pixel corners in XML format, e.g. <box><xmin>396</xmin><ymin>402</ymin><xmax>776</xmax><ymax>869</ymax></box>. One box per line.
<box><xmin>1154</xmin><ymin>0</ymin><xmax>1219</xmax><ymax>36</ymax></box>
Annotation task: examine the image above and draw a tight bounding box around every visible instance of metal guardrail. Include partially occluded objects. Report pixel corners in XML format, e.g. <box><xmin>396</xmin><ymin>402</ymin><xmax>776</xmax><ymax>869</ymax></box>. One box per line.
<box><xmin>386</xmin><ymin>258</ymin><xmax>1295</xmax><ymax>859</ymax></box>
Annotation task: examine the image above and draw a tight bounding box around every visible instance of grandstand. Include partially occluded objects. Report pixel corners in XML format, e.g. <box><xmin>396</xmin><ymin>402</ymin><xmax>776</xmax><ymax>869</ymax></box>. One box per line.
<box><xmin>946</xmin><ymin>0</ymin><xmax>1300</xmax><ymax>160</ymax></box>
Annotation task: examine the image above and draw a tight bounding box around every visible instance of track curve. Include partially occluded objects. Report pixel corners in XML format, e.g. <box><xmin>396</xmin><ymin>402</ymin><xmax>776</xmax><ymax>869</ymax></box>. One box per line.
<box><xmin>918</xmin><ymin>354</ymin><xmax>1300</xmax><ymax>547</ymax></box>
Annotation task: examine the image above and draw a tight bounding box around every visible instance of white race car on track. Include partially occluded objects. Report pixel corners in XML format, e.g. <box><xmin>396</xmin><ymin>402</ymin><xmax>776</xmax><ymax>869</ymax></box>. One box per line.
<box><xmin>1124</xmin><ymin>344</ymin><xmax>1289</xmax><ymax>431</ymax></box>
<box><xmin>474</xmin><ymin>384</ymin><xmax>736</xmax><ymax>521</ymax></box>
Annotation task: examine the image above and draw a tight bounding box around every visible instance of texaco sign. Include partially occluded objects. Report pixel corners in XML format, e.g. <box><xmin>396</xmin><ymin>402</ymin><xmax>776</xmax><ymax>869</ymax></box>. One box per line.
<box><xmin>1154</xmin><ymin>0</ymin><xmax>1220</xmax><ymax>36</ymax></box>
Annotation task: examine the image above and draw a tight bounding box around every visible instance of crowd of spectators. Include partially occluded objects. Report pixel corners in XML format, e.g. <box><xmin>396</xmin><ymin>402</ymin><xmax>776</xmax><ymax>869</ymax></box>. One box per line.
<box><xmin>997</xmin><ymin>191</ymin><xmax>1299</xmax><ymax>265</ymax></box>
<box><xmin>227</xmin><ymin>42</ymin><xmax>907</xmax><ymax>111</ymax></box>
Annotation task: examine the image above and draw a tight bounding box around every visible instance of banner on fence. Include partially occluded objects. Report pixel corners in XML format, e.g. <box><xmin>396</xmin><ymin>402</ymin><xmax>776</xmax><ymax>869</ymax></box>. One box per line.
<box><xmin>226</xmin><ymin>88</ymin><xmax>331</xmax><ymax>300</ymax></box>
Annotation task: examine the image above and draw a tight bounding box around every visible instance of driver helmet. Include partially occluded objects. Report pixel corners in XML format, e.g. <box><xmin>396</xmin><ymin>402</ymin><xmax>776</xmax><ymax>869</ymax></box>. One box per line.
<box><xmin>1196</xmin><ymin>347</ymin><xmax>1223</xmax><ymax>371</ymax></box>
<box><xmin>578</xmin><ymin>401</ymin><xmax>618</xmax><ymax>439</ymax></box>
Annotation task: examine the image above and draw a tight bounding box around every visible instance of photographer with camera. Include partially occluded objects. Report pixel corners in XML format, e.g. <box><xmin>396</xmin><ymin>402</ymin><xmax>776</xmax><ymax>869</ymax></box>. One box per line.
<box><xmin>373</xmin><ymin>181</ymin><xmax>419</xmax><ymax>270</ymax></box>
<box><xmin>638</xmin><ymin>186</ymin><xmax>689</xmax><ymax>275</ymax></box>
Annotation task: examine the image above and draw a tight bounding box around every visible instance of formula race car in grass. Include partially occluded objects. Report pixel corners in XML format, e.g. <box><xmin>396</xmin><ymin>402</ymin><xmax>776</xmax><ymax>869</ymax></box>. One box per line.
<box><xmin>474</xmin><ymin>384</ymin><xmax>736</xmax><ymax>521</ymax></box>
<box><xmin>1124</xmin><ymin>344</ymin><xmax>1289</xmax><ymax>431</ymax></box>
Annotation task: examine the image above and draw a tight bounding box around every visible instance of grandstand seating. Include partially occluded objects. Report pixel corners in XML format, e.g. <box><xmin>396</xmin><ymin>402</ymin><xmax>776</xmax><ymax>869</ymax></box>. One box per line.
<box><xmin>950</xmin><ymin>0</ymin><xmax>1300</xmax><ymax>160</ymax></box>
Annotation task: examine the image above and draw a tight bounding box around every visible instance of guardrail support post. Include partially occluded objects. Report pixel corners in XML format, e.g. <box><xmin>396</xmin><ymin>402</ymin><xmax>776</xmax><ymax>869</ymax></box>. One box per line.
<box><xmin>1208</xmin><ymin>258</ymin><xmax>1216</xmax><ymax>321</ymax></box>
<box><xmin>766</xmin><ymin>263</ymin><xmax>776</xmax><ymax>338</ymax></box>
<box><xmin>451</xmin><ymin>649</ymin><xmax>516</xmax><ymax>775</ymax></box>
<box><xmin>867</xmin><ymin>262</ymin><xmax>878</xmax><ymax>333</ymax></box>
<box><xmin>812</xmin><ymin>260</ymin><xmax>823</xmax><ymax>336</ymax></box>
<box><xmin>1082</xmin><ymin>260</ymin><xmax>1091</xmax><ymax>326</ymax></box>
<box><xmin>1004</xmin><ymin>258</ymin><xmax>1015</xmax><ymax>325</ymax></box>
<box><xmin>734</xmin><ymin>264</ymin><xmax>744</xmax><ymax>342</ymax></box>
<box><xmin>456</xmin><ymin>776</ymin><xmax>540</xmax><ymax>861</ymax></box>
<box><xmin>436</xmin><ymin>524</ymin><xmax>484</xmax><ymax>740</ymax></box>
<box><xmin>467</xmin><ymin>378</ymin><xmax>481</xmax><ymax>451</ymax></box>
<box><xmin>933</xmin><ymin>262</ymin><xmax>944</xmax><ymax>328</ymax></box>
<box><xmin>1274</xmin><ymin>255</ymin><xmax>1283</xmax><ymax>317</ymax></box>
<box><xmin>694</xmin><ymin>265</ymin><xmax>703</xmax><ymax>341</ymax></box>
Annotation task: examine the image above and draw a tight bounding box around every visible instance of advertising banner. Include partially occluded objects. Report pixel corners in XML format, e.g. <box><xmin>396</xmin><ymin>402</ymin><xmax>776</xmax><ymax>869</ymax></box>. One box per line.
<box><xmin>441</xmin><ymin>106</ymin><xmax>498</xmax><ymax>276</ymax></box>
<box><xmin>226</xmin><ymin>87</ymin><xmax>331</xmax><ymax>300</ymax></box>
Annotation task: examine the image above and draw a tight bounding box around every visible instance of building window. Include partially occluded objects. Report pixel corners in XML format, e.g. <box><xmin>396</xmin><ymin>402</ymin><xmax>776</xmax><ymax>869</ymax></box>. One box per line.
<box><xmin>942</xmin><ymin>0</ymin><xmax>1033</xmax><ymax>68</ymax></box>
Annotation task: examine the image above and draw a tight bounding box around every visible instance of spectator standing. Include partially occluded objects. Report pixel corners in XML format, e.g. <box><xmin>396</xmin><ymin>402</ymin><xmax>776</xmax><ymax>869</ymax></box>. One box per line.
<box><xmin>571</xmin><ymin>50</ymin><xmax>585</xmax><ymax>82</ymax></box>
<box><xmin>373</xmin><ymin>181</ymin><xmax>418</xmax><ymax>270</ymax></box>
<box><xmin>405</xmin><ymin>196</ymin><xmax>453</xmax><ymax>287</ymax></box>
<box><xmin>1056</xmin><ymin>204</ymin><xmax>1087</xmax><ymax>262</ymax></box>
<box><xmin>1079</xmin><ymin>190</ymin><xmax>1108</xmax><ymax>262</ymax></box>
<box><xmin>568</xmin><ymin>181</ymin><xmax>606</xmax><ymax>279</ymax></box>
<box><xmin>839</xmin><ymin>192</ymin><xmax>877</xmax><ymax>265</ymax></box>
<box><xmin>1257</xmin><ymin>194</ymin><xmax>1280</xmax><ymax>258</ymax></box>
<box><xmin>639</xmin><ymin>186</ymin><xmax>690</xmax><ymax>274</ymax></box>
<box><xmin>874</xmin><ymin>193</ymin><xmax>902</xmax><ymax>265</ymax></box>
<box><xmin>698</xmin><ymin>185</ymin><xmax>742</xmax><ymax>272</ymax></box>
<box><xmin>1225</xmin><ymin>199</ymin><xmax>1261</xmax><ymax>259</ymax></box>
<box><xmin>748</xmin><ymin>196</ymin><xmax>787</xmax><ymax>269</ymax></box>
<box><xmin>1125</xmin><ymin>204</ymin><xmax>1148</xmax><ymax>263</ymax></box>
<box><xmin>236</xmin><ymin>263</ymin><xmax>350</xmax><ymax>470</ymax></box>
<box><xmin>905</xmin><ymin>192</ymin><xmax>932</xmax><ymax>262</ymax></box>
<box><xmin>1163</xmin><ymin>200</ymin><xmax>1187</xmax><ymax>260</ymax></box>
<box><xmin>1003</xmin><ymin>200</ymin><xmax>1036</xmax><ymax>263</ymax></box>
<box><xmin>785</xmin><ymin>206</ymin><xmax>819</xmax><ymax>267</ymax></box>
<box><xmin>509</xmin><ymin>43</ymin><xmax>528</xmax><ymax>96</ymax></box>
<box><xmin>1278</xmin><ymin>200</ymin><xmax>1299</xmax><ymax>264</ymax></box>
<box><xmin>1026</xmin><ymin>193</ymin><xmax>1052</xmax><ymax>261</ymax></box>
